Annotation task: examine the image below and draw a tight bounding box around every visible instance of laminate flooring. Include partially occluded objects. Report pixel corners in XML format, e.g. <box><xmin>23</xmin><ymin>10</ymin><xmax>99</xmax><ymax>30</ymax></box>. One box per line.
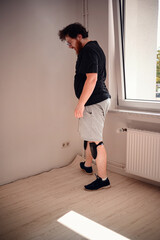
<box><xmin>0</xmin><ymin>155</ymin><xmax>160</xmax><ymax>240</ymax></box>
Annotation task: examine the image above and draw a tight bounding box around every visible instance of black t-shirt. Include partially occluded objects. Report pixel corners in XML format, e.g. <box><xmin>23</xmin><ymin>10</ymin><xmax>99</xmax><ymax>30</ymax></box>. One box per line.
<box><xmin>74</xmin><ymin>41</ymin><xmax>111</xmax><ymax>106</ymax></box>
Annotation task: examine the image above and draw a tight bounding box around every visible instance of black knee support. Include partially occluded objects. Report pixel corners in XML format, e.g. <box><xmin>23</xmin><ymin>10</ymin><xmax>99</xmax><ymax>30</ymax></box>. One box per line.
<box><xmin>84</xmin><ymin>140</ymin><xmax>88</xmax><ymax>150</ymax></box>
<box><xmin>89</xmin><ymin>141</ymin><xmax>104</xmax><ymax>159</ymax></box>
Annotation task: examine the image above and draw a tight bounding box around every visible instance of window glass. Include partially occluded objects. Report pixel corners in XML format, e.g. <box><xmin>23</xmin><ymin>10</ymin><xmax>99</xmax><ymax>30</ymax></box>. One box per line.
<box><xmin>123</xmin><ymin>0</ymin><xmax>160</xmax><ymax>101</ymax></box>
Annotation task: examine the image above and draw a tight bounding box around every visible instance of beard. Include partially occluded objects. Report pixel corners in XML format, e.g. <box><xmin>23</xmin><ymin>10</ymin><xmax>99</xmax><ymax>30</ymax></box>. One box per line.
<box><xmin>75</xmin><ymin>40</ymin><xmax>83</xmax><ymax>55</ymax></box>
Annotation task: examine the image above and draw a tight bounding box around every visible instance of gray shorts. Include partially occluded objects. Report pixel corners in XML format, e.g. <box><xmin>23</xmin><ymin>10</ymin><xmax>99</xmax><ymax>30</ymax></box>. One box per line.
<box><xmin>78</xmin><ymin>98</ymin><xmax>111</xmax><ymax>142</ymax></box>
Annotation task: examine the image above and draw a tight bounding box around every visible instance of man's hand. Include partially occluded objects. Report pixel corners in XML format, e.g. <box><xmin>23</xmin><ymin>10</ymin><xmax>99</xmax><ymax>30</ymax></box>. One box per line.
<box><xmin>74</xmin><ymin>102</ymin><xmax>85</xmax><ymax>118</ymax></box>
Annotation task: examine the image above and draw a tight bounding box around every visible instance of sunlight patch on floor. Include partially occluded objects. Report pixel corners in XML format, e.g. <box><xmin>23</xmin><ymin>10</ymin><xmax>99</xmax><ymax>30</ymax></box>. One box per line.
<box><xmin>57</xmin><ymin>210</ymin><xmax>130</xmax><ymax>240</ymax></box>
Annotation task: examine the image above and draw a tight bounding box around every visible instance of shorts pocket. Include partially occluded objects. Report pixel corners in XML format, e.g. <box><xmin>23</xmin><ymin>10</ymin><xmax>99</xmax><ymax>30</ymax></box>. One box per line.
<box><xmin>84</xmin><ymin>106</ymin><xmax>93</xmax><ymax>115</ymax></box>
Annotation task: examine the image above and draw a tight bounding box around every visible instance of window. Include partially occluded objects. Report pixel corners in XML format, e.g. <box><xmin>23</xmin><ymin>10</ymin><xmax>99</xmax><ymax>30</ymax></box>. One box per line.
<box><xmin>113</xmin><ymin>0</ymin><xmax>160</xmax><ymax>112</ymax></box>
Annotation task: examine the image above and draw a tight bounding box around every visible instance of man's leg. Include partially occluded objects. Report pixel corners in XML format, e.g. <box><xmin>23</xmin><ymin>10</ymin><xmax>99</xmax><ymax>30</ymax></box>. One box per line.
<box><xmin>84</xmin><ymin>141</ymin><xmax>93</xmax><ymax>167</ymax></box>
<box><xmin>95</xmin><ymin>141</ymin><xmax>107</xmax><ymax>179</ymax></box>
<box><xmin>85</xmin><ymin>141</ymin><xmax>107</xmax><ymax>177</ymax></box>
<box><xmin>84</xmin><ymin>141</ymin><xmax>110</xmax><ymax>190</ymax></box>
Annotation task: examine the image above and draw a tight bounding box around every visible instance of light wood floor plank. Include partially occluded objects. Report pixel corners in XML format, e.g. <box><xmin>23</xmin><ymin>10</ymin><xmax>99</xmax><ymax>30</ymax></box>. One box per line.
<box><xmin>0</xmin><ymin>155</ymin><xmax>160</xmax><ymax>240</ymax></box>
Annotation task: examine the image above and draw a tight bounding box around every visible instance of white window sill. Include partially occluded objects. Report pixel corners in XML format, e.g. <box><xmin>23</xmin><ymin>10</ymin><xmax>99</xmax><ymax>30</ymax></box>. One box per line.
<box><xmin>109</xmin><ymin>108</ymin><xmax>160</xmax><ymax>123</ymax></box>
<box><xmin>109</xmin><ymin>108</ymin><xmax>160</xmax><ymax>117</ymax></box>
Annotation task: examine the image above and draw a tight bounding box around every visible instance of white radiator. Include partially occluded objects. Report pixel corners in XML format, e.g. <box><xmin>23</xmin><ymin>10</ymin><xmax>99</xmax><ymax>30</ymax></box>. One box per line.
<box><xmin>126</xmin><ymin>128</ymin><xmax>160</xmax><ymax>182</ymax></box>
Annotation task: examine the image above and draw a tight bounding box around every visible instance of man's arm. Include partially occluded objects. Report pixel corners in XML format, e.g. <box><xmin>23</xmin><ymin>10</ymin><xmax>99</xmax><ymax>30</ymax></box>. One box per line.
<box><xmin>74</xmin><ymin>73</ymin><xmax>97</xmax><ymax>118</ymax></box>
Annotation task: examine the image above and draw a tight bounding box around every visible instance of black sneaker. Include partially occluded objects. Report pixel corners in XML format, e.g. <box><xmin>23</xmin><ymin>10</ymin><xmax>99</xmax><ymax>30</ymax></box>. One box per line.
<box><xmin>80</xmin><ymin>161</ymin><xmax>93</xmax><ymax>175</ymax></box>
<box><xmin>84</xmin><ymin>175</ymin><xmax>111</xmax><ymax>190</ymax></box>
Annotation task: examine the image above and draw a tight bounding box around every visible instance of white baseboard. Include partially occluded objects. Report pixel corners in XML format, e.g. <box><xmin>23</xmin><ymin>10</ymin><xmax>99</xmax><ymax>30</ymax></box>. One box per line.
<box><xmin>107</xmin><ymin>160</ymin><xmax>126</xmax><ymax>175</ymax></box>
<box><xmin>107</xmin><ymin>160</ymin><xmax>160</xmax><ymax>187</ymax></box>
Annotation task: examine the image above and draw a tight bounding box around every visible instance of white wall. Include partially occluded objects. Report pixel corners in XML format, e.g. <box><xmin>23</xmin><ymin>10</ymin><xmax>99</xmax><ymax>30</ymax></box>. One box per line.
<box><xmin>0</xmin><ymin>0</ymin><xmax>83</xmax><ymax>185</ymax></box>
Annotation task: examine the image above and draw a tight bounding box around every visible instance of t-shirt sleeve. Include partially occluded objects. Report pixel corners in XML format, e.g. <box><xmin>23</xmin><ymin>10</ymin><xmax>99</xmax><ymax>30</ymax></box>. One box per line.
<box><xmin>82</xmin><ymin>48</ymin><xmax>98</xmax><ymax>73</ymax></box>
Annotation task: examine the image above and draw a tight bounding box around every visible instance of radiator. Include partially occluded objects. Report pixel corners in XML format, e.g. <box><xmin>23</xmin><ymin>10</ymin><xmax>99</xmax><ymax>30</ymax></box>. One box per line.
<box><xmin>126</xmin><ymin>128</ymin><xmax>160</xmax><ymax>182</ymax></box>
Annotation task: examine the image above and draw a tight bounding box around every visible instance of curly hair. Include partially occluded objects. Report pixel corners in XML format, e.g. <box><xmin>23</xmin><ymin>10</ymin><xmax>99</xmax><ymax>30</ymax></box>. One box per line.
<box><xmin>58</xmin><ymin>23</ymin><xmax>88</xmax><ymax>41</ymax></box>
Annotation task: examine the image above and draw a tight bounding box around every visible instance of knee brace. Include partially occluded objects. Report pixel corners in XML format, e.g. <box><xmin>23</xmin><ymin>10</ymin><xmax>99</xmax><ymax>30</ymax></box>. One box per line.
<box><xmin>89</xmin><ymin>141</ymin><xmax>104</xmax><ymax>159</ymax></box>
<box><xmin>84</xmin><ymin>140</ymin><xmax>88</xmax><ymax>150</ymax></box>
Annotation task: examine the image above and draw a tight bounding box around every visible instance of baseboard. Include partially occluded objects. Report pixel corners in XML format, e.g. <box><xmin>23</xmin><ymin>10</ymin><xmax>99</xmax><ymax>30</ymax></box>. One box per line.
<box><xmin>107</xmin><ymin>160</ymin><xmax>160</xmax><ymax>187</ymax></box>
<box><xmin>107</xmin><ymin>160</ymin><xmax>126</xmax><ymax>175</ymax></box>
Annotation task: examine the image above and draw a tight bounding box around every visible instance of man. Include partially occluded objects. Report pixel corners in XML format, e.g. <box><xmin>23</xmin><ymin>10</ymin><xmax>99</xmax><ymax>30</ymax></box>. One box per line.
<box><xmin>59</xmin><ymin>23</ymin><xmax>111</xmax><ymax>190</ymax></box>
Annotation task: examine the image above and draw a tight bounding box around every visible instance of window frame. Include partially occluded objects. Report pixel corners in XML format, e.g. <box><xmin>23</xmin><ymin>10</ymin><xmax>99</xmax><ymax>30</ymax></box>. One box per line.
<box><xmin>112</xmin><ymin>0</ymin><xmax>160</xmax><ymax>113</ymax></box>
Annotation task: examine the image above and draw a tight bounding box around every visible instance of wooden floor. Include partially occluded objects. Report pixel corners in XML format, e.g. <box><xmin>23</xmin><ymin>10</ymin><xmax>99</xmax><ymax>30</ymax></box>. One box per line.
<box><xmin>0</xmin><ymin>155</ymin><xmax>160</xmax><ymax>240</ymax></box>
